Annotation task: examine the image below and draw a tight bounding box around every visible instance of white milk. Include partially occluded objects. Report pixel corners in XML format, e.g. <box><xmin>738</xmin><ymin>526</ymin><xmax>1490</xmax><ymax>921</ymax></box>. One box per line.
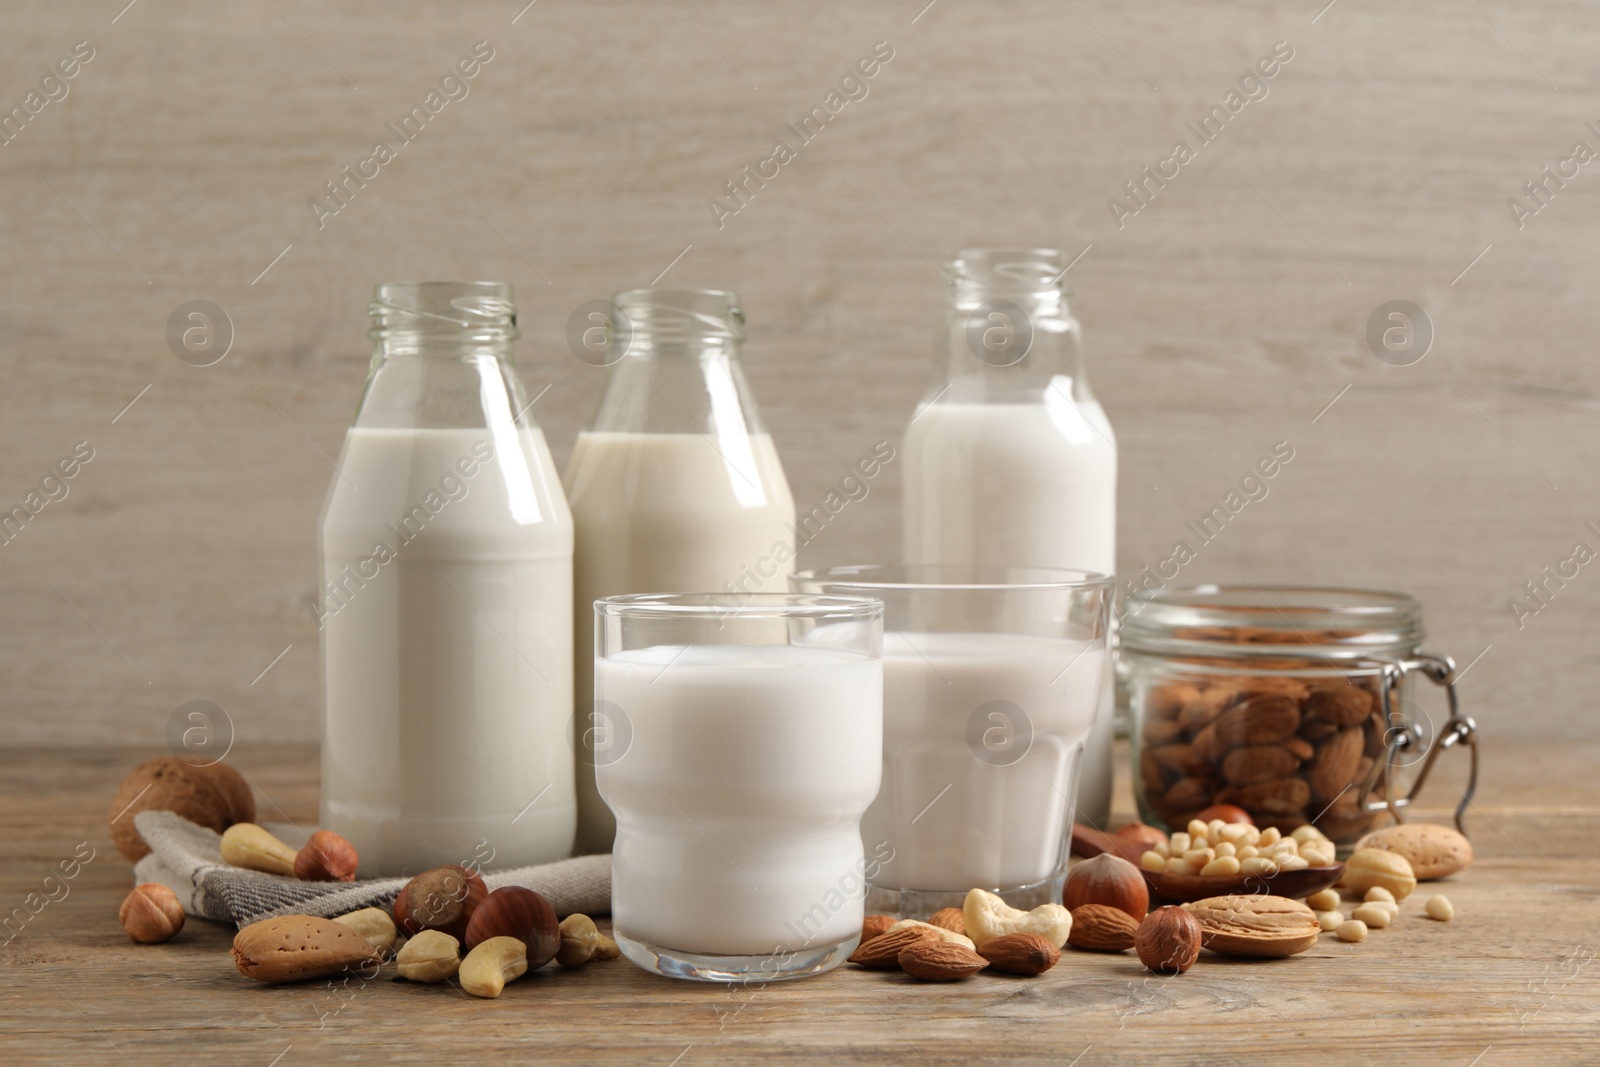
<box><xmin>901</xmin><ymin>395</ymin><xmax>1118</xmax><ymax>828</ymax></box>
<box><xmin>863</xmin><ymin>632</ymin><xmax>1105</xmax><ymax>892</ymax></box>
<box><xmin>320</xmin><ymin>427</ymin><xmax>574</xmax><ymax>876</ymax></box>
<box><xmin>902</xmin><ymin>398</ymin><xmax>1116</xmax><ymax>572</ymax></box>
<box><xmin>596</xmin><ymin>643</ymin><xmax>881</xmax><ymax>956</ymax></box>
<box><xmin>565</xmin><ymin>431</ymin><xmax>796</xmax><ymax>853</ymax></box>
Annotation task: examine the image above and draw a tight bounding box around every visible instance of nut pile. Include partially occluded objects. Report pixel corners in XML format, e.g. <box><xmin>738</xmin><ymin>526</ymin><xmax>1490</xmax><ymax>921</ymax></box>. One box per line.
<box><xmin>1139</xmin><ymin>668</ymin><xmax>1390</xmax><ymax>839</ymax></box>
<box><xmin>849</xmin><ymin>889</ymin><xmax>1071</xmax><ymax>980</ymax></box>
<box><xmin>1136</xmin><ymin>819</ymin><xmax>1338</xmax><ymax>877</ymax></box>
<box><xmin>229</xmin><ymin>868</ymin><xmax>617</xmax><ymax>996</ymax></box>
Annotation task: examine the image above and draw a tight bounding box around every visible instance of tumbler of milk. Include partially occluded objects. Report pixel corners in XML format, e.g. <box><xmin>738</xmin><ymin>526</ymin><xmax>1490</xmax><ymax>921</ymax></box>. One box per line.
<box><xmin>565</xmin><ymin>289</ymin><xmax>797</xmax><ymax>855</ymax></box>
<box><xmin>901</xmin><ymin>248</ymin><xmax>1120</xmax><ymax>827</ymax></box>
<box><xmin>595</xmin><ymin>592</ymin><xmax>883</xmax><ymax>982</ymax></box>
<box><xmin>793</xmin><ymin>565</ymin><xmax>1113</xmax><ymax>917</ymax></box>
<box><xmin>318</xmin><ymin>281</ymin><xmax>576</xmax><ymax>876</ymax></box>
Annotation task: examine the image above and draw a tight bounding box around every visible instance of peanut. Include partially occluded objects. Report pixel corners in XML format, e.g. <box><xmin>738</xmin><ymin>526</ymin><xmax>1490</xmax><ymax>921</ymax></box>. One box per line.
<box><xmin>459</xmin><ymin>935</ymin><xmax>528</xmax><ymax>998</ymax></box>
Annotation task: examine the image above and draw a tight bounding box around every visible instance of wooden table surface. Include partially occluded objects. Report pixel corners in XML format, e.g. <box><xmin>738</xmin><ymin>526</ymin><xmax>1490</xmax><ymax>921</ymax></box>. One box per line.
<box><xmin>2</xmin><ymin>741</ymin><xmax>1596</xmax><ymax>1066</ymax></box>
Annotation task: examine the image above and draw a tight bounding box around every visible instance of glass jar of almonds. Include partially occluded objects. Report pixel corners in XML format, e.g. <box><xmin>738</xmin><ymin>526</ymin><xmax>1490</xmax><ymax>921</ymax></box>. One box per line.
<box><xmin>1118</xmin><ymin>585</ymin><xmax>1478</xmax><ymax>843</ymax></box>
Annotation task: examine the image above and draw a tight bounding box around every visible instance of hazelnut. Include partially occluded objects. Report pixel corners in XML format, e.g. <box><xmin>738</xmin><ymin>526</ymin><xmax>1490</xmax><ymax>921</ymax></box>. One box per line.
<box><xmin>393</xmin><ymin>865</ymin><xmax>488</xmax><ymax>940</ymax></box>
<box><xmin>1114</xmin><ymin>821</ymin><xmax>1169</xmax><ymax>853</ymax></box>
<box><xmin>1063</xmin><ymin>853</ymin><xmax>1149</xmax><ymax>920</ymax></box>
<box><xmin>294</xmin><ymin>830</ymin><xmax>359</xmax><ymax>882</ymax></box>
<box><xmin>119</xmin><ymin>883</ymin><xmax>185</xmax><ymax>943</ymax></box>
<box><xmin>1195</xmin><ymin>803</ymin><xmax>1254</xmax><ymax>825</ymax></box>
<box><xmin>463</xmin><ymin>886</ymin><xmax>560</xmax><ymax>969</ymax></box>
<box><xmin>1135</xmin><ymin>906</ymin><xmax>1202</xmax><ymax>975</ymax></box>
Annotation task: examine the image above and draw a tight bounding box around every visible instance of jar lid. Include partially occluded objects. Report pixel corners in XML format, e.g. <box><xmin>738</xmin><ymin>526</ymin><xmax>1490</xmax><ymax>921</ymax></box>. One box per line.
<box><xmin>1120</xmin><ymin>584</ymin><xmax>1423</xmax><ymax>661</ymax></box>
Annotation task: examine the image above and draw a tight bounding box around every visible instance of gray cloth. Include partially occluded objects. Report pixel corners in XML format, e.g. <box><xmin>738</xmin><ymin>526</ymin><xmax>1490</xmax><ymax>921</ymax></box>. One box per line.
<box><xmin>131</xmin><ymin>810</ymin><xmax>611</xmax><ymax>928</ymax></box>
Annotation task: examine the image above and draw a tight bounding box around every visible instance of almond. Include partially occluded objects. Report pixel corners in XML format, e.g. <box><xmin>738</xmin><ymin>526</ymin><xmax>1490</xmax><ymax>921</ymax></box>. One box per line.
<box><xmin>847</xmin><ymin>925</ymin><xmax>937</xmax><ymax>969</ymax></box>
<box><xmin>1354</xmin><ymin>823</ymin><xmax>1473</xmax><ymax>880</ymax></box>
<box><xmin>1162</xmin><ymin>775</ymin><xmax>1220</xmax><ymax>814</ymax></box>
<box><xmin>861</xmin><ymin>914</ymin><xmax>895</xmax><ymax>943</ymax></box>
<box><xmin>1221</xmin><ymin>745</ymin><xmax>1299</xmax><ymax>785</ymax></box>
<box><xmin>1282</xmin><ymin>736</ymin><xmax>1315</xmax><ymax>762</ymax></box>
<box><xmin>1304</xmin><ymin>684</ymin><xmax>1375</xmax><ymax>727</ymax></box>
<box><xmin>1177</xmin><ymin>686</ymin><xmax>1239</xmax><ymax>734</ymax></box>
<box><xmin>1307</xmin><ymin>727</ymin><xmax>1364</xmax><ymax>802</ymax></box>
<box><xmin>1146</xmin><ymin>682</ymin><xmax>1199</xmax><ymax>720</ymax></box>
<box><xmin>1218</xmin><ymin>776</ymin><xmax>1311</xmax><ymax>816</ymax></box>
<box><xmin>1142</xmin><ymin>718</ymin><xmax>1185</xmax><ymax>746</ymax></box>
<box><xmin>1150</xmin><ymin>742</ymin><xmax>1211</xmax><ymax>777</ymax></box>
<box><xmin>232</xmin><ymin>914</ymin><xmax>383</xmax><ymax>983</ymax></box>
<box><xmin>1066</xmin><ymin>904</ymin><xmax>1138</xmax><ymax>953</ymax></box>
<box><xmin>977</xmin><ymin>932</ymin><xmax>1060</xmax><ymax>975</ymax></box>
<box><xmin>1184</xmin><ymin>894</ymin><xmax>1321</xmax><ymax>957</ymax></box>
<box><xmin>897</xmin><ymin>940</ymin><xmax>989</xmax><ymax>981</ymax></box>
<box><xmin>927</xmin><ymin>908</ymin><xmax>966</xmax><ymax>936</ymax></box>
<box><xmin>1208</xmin><ymin>692</ymin><xmax>1301</xmax><ymax>750</ymax></box>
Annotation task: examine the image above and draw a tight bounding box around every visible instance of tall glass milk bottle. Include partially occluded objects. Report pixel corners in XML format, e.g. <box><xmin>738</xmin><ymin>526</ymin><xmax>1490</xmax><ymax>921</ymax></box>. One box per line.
<box><xmin>565</xmin><ymin>289</ymin><xmax>797</xmax><ymax>854</ymax></box>
<box><xmin>319</xmin><ymin>281</ymin><xmax>575</xmax><ymax>876</ymax></box>
<box><xmin>901</xmin><ymin>249</ymin><xmax>1119</xmax><ymax>827</ymax></box>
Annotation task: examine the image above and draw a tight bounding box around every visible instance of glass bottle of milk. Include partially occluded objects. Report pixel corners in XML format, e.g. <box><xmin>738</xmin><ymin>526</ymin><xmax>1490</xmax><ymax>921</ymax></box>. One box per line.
<box><xmin>319</xmin><ymin>281</ymin><xmax>575</xmax><ymax>876</ymax></box>
<box><xmin>565</xmin><ymin>289</ymin><xmax>797</xmax><ymax>854</ymax></box>
<box><xmin>902</xmin><ymin>248</ymin><xmax>1119</xmax><ymax>827</ymax></box>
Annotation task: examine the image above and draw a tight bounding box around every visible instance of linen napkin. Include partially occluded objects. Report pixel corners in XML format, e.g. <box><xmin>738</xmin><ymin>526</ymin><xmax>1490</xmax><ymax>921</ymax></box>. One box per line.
<box><xmin>130</xmin><ymin>810</ymin><xmax>610</xmax><ymax>928</ymax></box>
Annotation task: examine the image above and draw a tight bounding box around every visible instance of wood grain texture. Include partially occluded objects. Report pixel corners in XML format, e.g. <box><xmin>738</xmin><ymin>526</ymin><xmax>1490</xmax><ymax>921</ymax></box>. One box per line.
<box><xmin>0</xmin><ymin>741</ymin><xmax>1594</xmax><ymax>1065</ymax></box>
<box><xmin>0</xmin><ymin>0</ymin><xmax>1597</xmax><ymax>745</ymax></box>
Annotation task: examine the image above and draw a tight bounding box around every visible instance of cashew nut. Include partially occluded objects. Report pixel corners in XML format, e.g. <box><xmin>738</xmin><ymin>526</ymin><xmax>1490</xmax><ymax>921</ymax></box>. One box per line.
<box><xmin>331</xmin><ymin>907</ymin><xmax>398</xmax><ymax>954</ymax></box>
<box><xmin>460</xmin><ymin>935</ymin><xmax>527</xmax><ymax>998</ymax></box>
<box><xmin>556</xmin><ymin>913</ymin><xmax>599</xmax><ymax>968</ymax></box>
<box><xmin>396</xmin><ymin>929</ymin><xmax>461</xmax><ymax>982</ymax></box>
<box><xmin>962</xmin><ymin>888</ymin><xmax>1072</xmax><ymax>949</ymax></box>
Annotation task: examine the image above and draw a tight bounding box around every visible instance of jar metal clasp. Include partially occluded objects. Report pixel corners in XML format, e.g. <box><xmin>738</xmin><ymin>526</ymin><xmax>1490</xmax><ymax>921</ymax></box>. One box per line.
<box><xmin>1352</xmin><ymin>651</ymin><xmax>1480</xmax><ymax>837</ymax></box>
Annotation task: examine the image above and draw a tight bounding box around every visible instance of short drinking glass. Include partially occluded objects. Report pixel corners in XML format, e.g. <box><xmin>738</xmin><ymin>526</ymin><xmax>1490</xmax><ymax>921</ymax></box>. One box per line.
<box><xmin>594</xmin><ymin>593</ymin><xmax>883</xmax><ymax>982</ymax></box>
<box><xmin>791</xmin><ymin>565</ymin><xmax>1113</xmax><ymax>918</ymax></box>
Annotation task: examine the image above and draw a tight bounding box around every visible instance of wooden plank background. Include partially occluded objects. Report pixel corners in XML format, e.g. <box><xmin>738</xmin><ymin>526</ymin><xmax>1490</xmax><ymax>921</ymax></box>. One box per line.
<box><xmin>0</xmin><ymin>0</ymin><xmax>1596</xmax><ymax>747</ymax></box>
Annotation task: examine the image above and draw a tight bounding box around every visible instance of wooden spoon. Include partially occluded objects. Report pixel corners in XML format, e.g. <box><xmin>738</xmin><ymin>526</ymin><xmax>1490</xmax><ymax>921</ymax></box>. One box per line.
<box><xmin>1071</xmin><ymin>823</ymin><xmax>1344</xmax><ymax>903</ymax></box>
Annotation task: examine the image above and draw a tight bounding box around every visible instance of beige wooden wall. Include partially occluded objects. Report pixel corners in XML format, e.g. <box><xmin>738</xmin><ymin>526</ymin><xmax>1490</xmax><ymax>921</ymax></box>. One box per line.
<box><xmin>1</xmin><ymin>0</ymin><xmax>1596</xmax><ymax>751</ymax></box>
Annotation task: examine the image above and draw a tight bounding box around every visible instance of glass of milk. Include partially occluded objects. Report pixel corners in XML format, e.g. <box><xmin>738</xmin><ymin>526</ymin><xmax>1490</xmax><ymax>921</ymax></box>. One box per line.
<box><xmin>319</xmin><ymin>282</ymin><xmax>575</xmax><ymax>876</ymax></box>
<box><xmin>595</xmin><ymin>593</ymin><xmax>883</xmax><ymax>982</ymax></box>
<box><xmin>792</xmin><ymin>565</ymin><xmax>1113</xmax><ymax>918</ymax></box>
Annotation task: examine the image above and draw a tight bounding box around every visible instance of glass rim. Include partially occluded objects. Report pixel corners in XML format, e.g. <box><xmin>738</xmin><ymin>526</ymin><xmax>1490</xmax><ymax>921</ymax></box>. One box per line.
<box><xmin>1121</xmin><ymin>583</ymin><xmax>1424</xmax><ymax>655</ymax></box>
<box><xmin>792</xmin><ymin>563</ymin><xmax>1113</xmax><ymax>593</ymax></box>
<box><xmin>595</xmin><ymin>592</ymin><xmax>882</xmax><ymax>621</ymax></box>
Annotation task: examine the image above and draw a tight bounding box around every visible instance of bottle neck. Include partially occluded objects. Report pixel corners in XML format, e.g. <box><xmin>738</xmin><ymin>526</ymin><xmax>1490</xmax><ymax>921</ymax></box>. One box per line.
<box><xmin>584</xmin><ymin>289</ymin><xmax>767</xmax><ymax>436</ymax></box>
<box><xmin>355</xmin><ymin>281</ymin><xmax>533</xmax><ymax>430</ymax></box>
<box><xmin>931</xmin><ymin>248</ymin><xmax>1091</xmax><ymax>403</ymax></box>
<box><xmin>939</xmin><ymin>287</ymin><xmax>1087</xmax><ymax>400</ymax></box>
